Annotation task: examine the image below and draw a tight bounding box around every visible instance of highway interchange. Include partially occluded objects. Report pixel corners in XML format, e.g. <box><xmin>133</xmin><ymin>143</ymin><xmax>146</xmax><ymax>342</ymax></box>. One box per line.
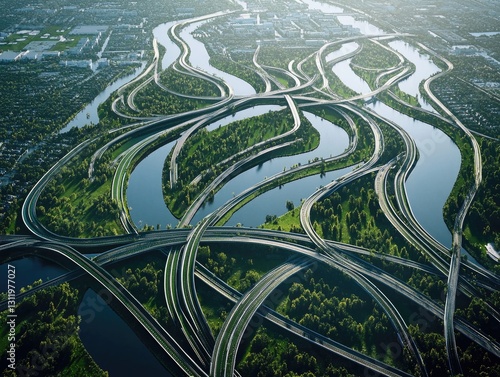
<box><xmin>3</xmin><ymin>4</ymin><xmax>499</xmax><ymax>377</ymax></box>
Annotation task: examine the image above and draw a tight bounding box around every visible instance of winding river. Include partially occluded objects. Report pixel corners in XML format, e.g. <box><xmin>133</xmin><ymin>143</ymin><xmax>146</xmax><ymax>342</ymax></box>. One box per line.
<box><xmin>127</xmin><ymin>105</ymin><xmax>282</xmax><ymax>229</ymax></box>
<box><xmin>127</xmin><ymin>107</ymin><xmax>350</xmax><ymax>228</ymax></box>
<box><xmin>332</xmin><ymin>57</ymin><xmax>372</xmax><ymax>95</ymax></box>
<box><xmin>325</xmin><ymin>42</ymin><xmax>359</xmax><ymax>63</ymax></box>
<box><xmin>59</xmin><ymin>62</ymin><xmax>147</xmax><ymax>133</ymax></box>
<box><xmin>17</xmin><ymin>2</ymin><xmax>474</xmax><ymax>371</ymax></box>
<box><xmin>181</xmin><ymin>20</ymin><xmax>256</xmax><ymax>96</ymax></box>
<box><xmin>192</xmin><ymin>111</ymin><xmax>351</xmax><ymax>225</ymax></box>
<box><xmin>331</xmin><ymin>40</ymin><xmax>459</xmax><ymax>248</ymax></box>
<box><xmin>129</xmin><ymin>2</ymin><xmax>460</xmax><ymax>250</ymax></box>
<box><xmin>388</xmin><ymin>40</ymin><xmax>440</xmax><ymax>112</ymax></box>
<box><xmin>153</xmin><ymin>20</ymin><xmax>182</xmax><ymax>70</ymax></box>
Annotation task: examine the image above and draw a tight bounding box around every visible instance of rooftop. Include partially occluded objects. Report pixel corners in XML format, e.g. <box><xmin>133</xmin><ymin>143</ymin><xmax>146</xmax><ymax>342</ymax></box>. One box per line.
<box><xmin>70</xmin><ymin>25</ymin><xmax>109</xmax><ymax>35</ymax></box>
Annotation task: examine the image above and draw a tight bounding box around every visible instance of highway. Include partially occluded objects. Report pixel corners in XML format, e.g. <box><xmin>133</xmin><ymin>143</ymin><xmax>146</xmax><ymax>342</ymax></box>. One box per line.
<box><xmin>211</xmin><ymin>257</ymin><xmax>312</xmax><ymax>377</ymax></box>
<box><xmin>10</xmin><ymin>9</ymin><xmax>500</xmax><ymax>377</ymax></box>
<box><xmin>178</xmin><ymin>217</ymin><xmax>216</xmax><ymax>363</ymax></box>
<box><xmin>164</xmin><ymin>245</ymin><xmax>212</xmax><ymax>367</ymax></box>
<box><xmin>297</xmin><ymin>103</ymin><xmax>429</xmax><ymax>370</ymax></box>
<box><xmin>252</xmin><ymin>45</ymin><xmax>275</xmax><ymax>93</ymax></box>
<box><xmin>21</xmin><ymin>138</ymin><xmax>99</xmax><ymax>241</ymax></box>
<box><xmin>299</xmin><ymin>168</ymin><xmax>429</xmax><ymax>377</ymax></box>
<box><xmin>178</xmin><ymin>94</ymin><xmax>302</xmax><ymax>226</ymax></box>
<box><xmin>418</xmin><ymin>43</ymin><xmax>483</xmax><ymax>376</ymax></box>
<box><xmin>4</xmin><ymin>232</ymin><xmax>499</xmax><ymax>360</ymax></box>
<box><xmin>0</xmin><ymin>238</ymin><xmax>208</xmax><ymax>376</ymax></box>
<box><xmin>94</xmin><ymin>228</ymin><xmax>442</xmax><ymax>375</ymax></box>
<box><xmin>195</xmin><ymin>263</ymin><xmax>414</xmax><ymax>377</ymax></box>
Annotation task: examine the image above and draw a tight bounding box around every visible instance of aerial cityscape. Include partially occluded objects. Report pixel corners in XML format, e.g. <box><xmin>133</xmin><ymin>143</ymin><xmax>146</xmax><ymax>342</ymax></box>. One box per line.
<box><xmin>0</xmin><ymin>0</ymin><xmax>499</xmax><ymax>376</ymax></box>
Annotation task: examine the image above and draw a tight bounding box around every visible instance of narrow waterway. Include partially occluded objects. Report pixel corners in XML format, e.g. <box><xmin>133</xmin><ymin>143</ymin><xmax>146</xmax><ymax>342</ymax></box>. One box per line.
<box><xmin>337</xmin><ymin>15</ymin><xmax>385</xmax><ymax>35</ymax></box>
<box><xmin>226</xmin><ymin>166</ymin><xmax>353</xmax><ymax>227</ymax></box>
<box><xmin>191</xmin><ymin>112</ymin><xmax>350</xmax><ymax>224</ymax></box>
<box><xmin>387</xmin><ymin>40</ymin><xmax>440</xmax><ymax>111</ymax></box>
<box><xmin>332</xmin><ymin>58</ymin><xmax>372</xmax><ymax>95</ymax></box>
<box><xmin>127</xmin><ymin>142</ymin><xmax>177</xmax><ymax>229</ymax></box>
<box><xmin>368</xmin><ymin>100</ymin><xmax>460</xmax><ymax>248</ymax></box>
<box><xmin>78</xmin><ymin>289</ymin><xmax>170</xmax><ymax>376</ymax></box>
<box><xmin>180</xmin><ymin>20</ymin><xmax>256</xmax><ymax>96</ymax></box>
<box><xmin>126</xmin><ymin>108</ymin><xmax>349</xmax><ymax>228</ymax></box>
<box><xmin>60</xmin><ymin>17</ymin><xmax>189</xmax><ymax>133</ymax></box>
<box><xmin>153</xmin><ymin>20</ymin><xmax>182</xmax><ymax>70</ymax></box>
<box><xmin>301</xmin><ymin>0</ymin><xmax>343</xmax><ymax>13</ymax></box>
<box><xmin>0</xmin><ymin>257</ymin><xmax>67</xmax><ymax>292</ymax></box>
<box><xmin>60</xmin><ymin>62</ymin><xmax>146</xmax><ymax>132</ymax></box>
<box><xmin>325</xmin><ymin>42</ymin><xmax>359</xmax><ymax>63</ymax></box>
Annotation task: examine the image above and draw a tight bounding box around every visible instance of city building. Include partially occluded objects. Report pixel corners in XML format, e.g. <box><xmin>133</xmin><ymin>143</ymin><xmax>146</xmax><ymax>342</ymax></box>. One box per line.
<box><xmin>0</xmin><ymin>51</ymin><xmax>22</xmax><ymax>62</ymax></box>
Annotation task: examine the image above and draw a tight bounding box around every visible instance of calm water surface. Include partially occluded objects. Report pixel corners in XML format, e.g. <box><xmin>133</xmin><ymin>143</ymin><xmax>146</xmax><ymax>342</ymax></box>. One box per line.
<box><xmin>79</xmin><ymin>289</ymin><xmax>170</xmax><ymax>376</ymax></box>
<box><xmin>325</xmin><ymin>42</ymin><xmax>359</xmax><ymax>63</ymax></box>
<box><xmin>181</xmin><ymin>21</ymin><xmax>256</xmax><ymax>96</ymax></box>
<box><xmin>127</xmin><ymin>106</ymin><xmax>281</xmax><ymax>229</ymax></box>
<box><xmin>153</xmin><ymin>20</ymin><xmax>182</xmax><ymax>70</ymax></box>
<box><xmin>192</xmin><ymin>112</ymin><xmax>350</xmax><ymax>224</ymax></box>
<box><xmin>332</xmin><ymin>58</ymin><xmax>372</xmax><ymax>95</ymax></box>
<box><xmin>368</xmin><ymin>101</ymin><xmax>460</xmax><ymax>248</ymax></box>
<box><xmin>0</xmin><ymin>257</ymin><xmax>66</xmax><ymax>292</ymax></box>
<box><xmin>388</xmin><ymin>40</ymin><xmax>440</xmax><ymax>111</ymax></box>
<box><xmin>60</xmin><ymin>63</ymin><xmax>146</xmax><ymax>133</ymax></box>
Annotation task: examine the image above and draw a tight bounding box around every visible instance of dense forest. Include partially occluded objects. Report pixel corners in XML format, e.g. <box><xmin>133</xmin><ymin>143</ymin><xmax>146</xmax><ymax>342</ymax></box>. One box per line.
<box><xmin>197</xmin><ymin>243</ymin><xmax>413</xmax><ymax>374</ymax></box>
<box><xmin>110</xmin><ymin>253</ymin><xmax>172</xmax><ymax>330</ymax></box>
<box><xmin>239</xmin><ymin>326</ymin><xmax>358</xmax><ymax>377</ymax></box>
<box><xmin>37</xmin><ymin>164</ymin><xmax>122</xmax><ymax>238</ymax></box>
<box><xmin>159</xmin><ymin>67</ymin><xmax>222</xmax><ymax>97</ymax></box>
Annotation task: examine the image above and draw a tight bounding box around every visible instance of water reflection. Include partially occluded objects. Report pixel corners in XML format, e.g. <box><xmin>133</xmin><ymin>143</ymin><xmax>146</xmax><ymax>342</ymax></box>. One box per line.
<box><xmin>79</xmin><ymin>289</ymin><xmax>170</xmax><ymax>376</ymax></box>
<box><xmin>153</xmin><ymin>20</ymin><xmax>182</xmax><ymax>70</ymax></box>
<box><xmin>325</xmin><ymin>42</ymin><xmax>359</xmax><ymax>63</ymax></box>
<box><xmin>192</xmin><ymin>112</ymin><xmax>350</xmax><ymax>223</ymax></box>
<box><xmin>60</xmin><ymin>63</ymin><xmax>146</xmax><ymax>132</ymax></box>
<box><xmin>331</xmin><ymin>58</ymin><xmax>372</xmax><ymax>95</ymax></box>
<box><xmin>180</xmin><ymin>21</ymin><xmax>256</xmax><ymax>96</ymax></box>
<box><xmin>388</xmin><ymin>40</ymin><xmax>440</xmax><ymax>111</ymax></box>
<box><xmin>367</xmin><ymin>101</ymin><xmax>460</xmax><ymax>247</ymax></box>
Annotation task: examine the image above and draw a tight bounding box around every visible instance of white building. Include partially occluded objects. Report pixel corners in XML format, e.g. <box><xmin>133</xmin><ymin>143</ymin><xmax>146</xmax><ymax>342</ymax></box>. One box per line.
<box><xmin>21</xmin><ymin>50</ymin><xmax>39</xmax><ymax>60</ymax></box>
<box><xmin>0</xmin><ymin>51</ymin><xmax>22</xmax><ymax>62</ymax></box>
<box><xmin>61</xmin><ymin>59</ymin><xmax>91</xmax><ymax>68</ymax></box>
<box><xmin>70</xmin><ymin>25</ymin><xmax>109</xmax><ymax>35</ymax></box>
